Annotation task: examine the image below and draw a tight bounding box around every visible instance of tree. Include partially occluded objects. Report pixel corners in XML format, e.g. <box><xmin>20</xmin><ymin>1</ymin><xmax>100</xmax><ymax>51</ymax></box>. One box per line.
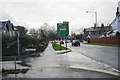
<box><xmin>100</xmin><ymin>23</ymin><xmax>105</xmax><ymax>34</ymax></box>
<box><xmin>29</xmin><ymin>28</ymin><xmax>38</xmax><ymax>38</ymax></box>
<box><xmin>47</xmin><ymin>26</ymin><xmax>57</xmax><ymax>41</ymax></box>
<box><xmin>15</xmin><ymin>26</ymin><xmax>28</xmax><ymax>36</ymax></box>
<box><xmin>101</xmin><ymin>23</ymin><xmax>104</xmax><ymax>28</ymax></box>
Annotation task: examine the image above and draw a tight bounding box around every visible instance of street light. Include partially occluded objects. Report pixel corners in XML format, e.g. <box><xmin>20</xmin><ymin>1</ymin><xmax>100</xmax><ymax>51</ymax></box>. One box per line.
<box><xmin>17</xmin><ymin>32</ymin><xmax>20</xmax><ymax>56</ymax></box>
<box><xmin>86</xmin><ymin>11</ymin><xmax>97</xmax><ymax>27</ymax></box>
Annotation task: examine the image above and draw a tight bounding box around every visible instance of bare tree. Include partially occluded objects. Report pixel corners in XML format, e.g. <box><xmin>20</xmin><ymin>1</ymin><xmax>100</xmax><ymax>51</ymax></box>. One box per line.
<box><xmin>29</xmin><ymin>28</ymin><xmax>38</xmax><ymax>38</ymax></box>
<box><xmin>77</xmin><ymin>27</ymin><xmax>84</xmax><ymax>34</ymax></box>
<box><xmin>47</xmin><ymin>26</ymin><xmax>57</xmax><ymax>41</ymax></box>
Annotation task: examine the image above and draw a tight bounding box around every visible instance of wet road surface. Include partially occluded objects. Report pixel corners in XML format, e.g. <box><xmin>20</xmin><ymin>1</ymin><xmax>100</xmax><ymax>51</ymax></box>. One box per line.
<box><xmin>2</xmin><ymin>43</ymin><xmax>119</xmax><ymax>78</ymax></box>
<box><xmin>65</xmin><ymin>43</ymin><xmax>118</xmax><ymax>70</ymax></box>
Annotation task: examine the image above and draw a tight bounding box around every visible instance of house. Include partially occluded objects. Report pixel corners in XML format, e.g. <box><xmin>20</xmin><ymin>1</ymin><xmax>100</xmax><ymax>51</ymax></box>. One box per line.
<box><xmin>111</xmin><ymin>7</ymin><xmax>120</xmax><ymax>34</ymax></box>
<box><xmin>109</xmin><ymin>2</ymin><xmax>120</xmax><ymax>37</ymax></box>
<box><xmin>0</xmin><ymin>20</ymin><xmax>16</xmax><ymax>36</ymax></box>
<box><xmin>83</xmin><ymin>26</ymin><xmax>111</xmax><ymax>39</ymax></box>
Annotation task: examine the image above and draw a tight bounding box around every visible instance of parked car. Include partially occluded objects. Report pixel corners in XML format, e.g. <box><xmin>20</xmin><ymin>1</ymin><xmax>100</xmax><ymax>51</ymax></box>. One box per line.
<box><xmin>60</xmin><ymin>41</ymin><xmax>64</xmax><ymax>44</ymax></box>
<box><xmin>72</xmin><ymin>40</ymin><xmax>80</xmax><ymax>46</ymax></box>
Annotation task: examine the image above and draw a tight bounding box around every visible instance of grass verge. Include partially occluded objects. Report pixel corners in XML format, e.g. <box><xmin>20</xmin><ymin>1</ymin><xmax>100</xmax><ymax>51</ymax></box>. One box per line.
<box><xmin>84</xmin><ymin>43</ymin><xmax>120</xmax><ymax>47</ymax></box>
<box><xmin>51</xmin><ymin>42</ymin><xmax>69</xmax><ymax>50</ymax></box>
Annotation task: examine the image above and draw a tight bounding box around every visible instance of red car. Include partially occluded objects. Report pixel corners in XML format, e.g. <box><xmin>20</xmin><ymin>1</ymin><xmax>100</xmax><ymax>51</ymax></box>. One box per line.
<box><xmin>60</xmin><ymin>41</ymin><xmax>64</xmax><ymax>44</ymax></box>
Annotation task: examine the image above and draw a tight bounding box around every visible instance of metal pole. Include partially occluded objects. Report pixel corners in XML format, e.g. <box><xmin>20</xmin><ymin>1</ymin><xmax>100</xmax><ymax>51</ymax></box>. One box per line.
<box><xmin>118</xmin><ymin>14</ymin><xmax>120</xmax><ymax>33</ymax></box>
<box><xmin>66</xmin><ymin>37</ymin><xmax>67</xmax><ymax>50</ymax></box>
<box><xmin>17</xmin><ymin>32</ymin><xmax>20</xmax><ymax>56</ymax></box>
<box><xmin>60</xmin><ymin>38</ymin><xmax>61</xmax><ymax>51</ymax></box>
<box><xmin>95</xmin><ymin>12</ymin><xmax>97</xmax><ymax>27</ymax></box>
<box><xmin>14</xmin><ymin>57</ymin><xmax>16</xmax><ymax>70</ymax></box>
<box><xmin>54</xmin><ymin>40</ymin><xmax>55</xmax><ymax>47</ymax></box>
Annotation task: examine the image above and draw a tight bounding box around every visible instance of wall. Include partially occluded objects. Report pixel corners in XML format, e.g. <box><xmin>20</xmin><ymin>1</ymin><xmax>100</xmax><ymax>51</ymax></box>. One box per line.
<box><xmin>90</xmin><ymin>37</ymin><xmax>120</xmax><ymax>45</ymax></box>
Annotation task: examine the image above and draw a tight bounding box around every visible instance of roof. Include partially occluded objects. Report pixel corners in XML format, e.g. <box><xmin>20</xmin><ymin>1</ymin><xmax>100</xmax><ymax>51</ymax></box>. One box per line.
<box><xmin>0</xmin><ymin>22</ymin><xmax>7</xmax><ymax>27</ymax></box>
<box><xmin>0</xmin><ymin>21</ymin><xmax>15</xmax><ymax>30</ymax></box>
<box><xmin>111</xmin><ymin>13</ymin><xmax>120</xmax><ymax>25</ymax></box>
<box><xmin>87</xmin><ymin>34</ymin><xmax>102</xmax><ymax>38</ymax></box>
<box><xmin>109</xmin><ymin>32</ymin><xmax>116</xmax><ymax>36</ymax></box>
<box><xmin>84</xmin><ymin>27</ymin><xmax>110</xmax><ymax>32</ymax></box>
<box><xmin>84</xmin><ymin>27</ymin><xmax>101</xmax><ymax>32</ymax></box>
<box><xmin>8</xmin><ymin>23</ymin><xmax>13</xmax><ymax>28</ymax></box>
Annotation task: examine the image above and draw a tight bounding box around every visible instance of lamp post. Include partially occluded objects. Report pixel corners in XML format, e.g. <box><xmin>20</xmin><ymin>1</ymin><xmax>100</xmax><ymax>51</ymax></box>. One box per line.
<box><xmin>86</xmin><ymin>11</ymin><xmax>98</xmax><ymax>43</ymax></box>
<box><xmin>86</xmin><ymin>11</ymin><xmax>97</xmax><ymax>27</ymax></box>
<box><xmin>17</xmin><ymin>32</ymin><xmax>20</xmax><ymax>56</ymax></box>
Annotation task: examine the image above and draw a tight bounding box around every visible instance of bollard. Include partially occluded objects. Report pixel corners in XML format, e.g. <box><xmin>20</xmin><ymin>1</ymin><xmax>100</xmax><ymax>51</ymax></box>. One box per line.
<box><xmin>14</xmin><ymin>57</ymin><xmax>16</xmax><ymax>70</ymax></box>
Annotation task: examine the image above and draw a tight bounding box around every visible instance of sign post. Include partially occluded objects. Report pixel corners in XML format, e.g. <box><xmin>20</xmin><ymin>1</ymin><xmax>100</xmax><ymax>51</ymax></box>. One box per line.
<box><xmin>65</xmin><ymin>37</ymin><xmax>67</xmax><ymax>50</ymax></box>
<box><xmin>57</xmin><ymin>21</ymin><xmax>69</xmax><ymax>50</ymax></box>
<box><xmin>60</xmin><ymin>39</ymin><xmax>61</xmax><ymax>51</ymax></box>
<box><xmin>57</xmin><ymin>23</ymin><xmax>69</xmax><ymax>37</ymax></box>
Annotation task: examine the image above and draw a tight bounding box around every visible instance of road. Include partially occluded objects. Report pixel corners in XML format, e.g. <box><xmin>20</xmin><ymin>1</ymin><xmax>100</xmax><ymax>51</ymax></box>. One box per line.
<box><xmin>65</xmin><ymin>43</ymin><xmax>119</xmax><ymax>70</ymax></box>
<box><xmin>2</xmin><ymin>43</ymin><xmax>119</xmax><ymax>78</ymax></box>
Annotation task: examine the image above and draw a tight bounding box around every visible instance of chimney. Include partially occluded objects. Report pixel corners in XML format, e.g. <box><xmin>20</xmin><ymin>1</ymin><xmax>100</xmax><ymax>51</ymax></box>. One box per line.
<box><xmin>116</xmin><ymin>7</ymin><xmax>119</xmax><ymax>17</ymax></box>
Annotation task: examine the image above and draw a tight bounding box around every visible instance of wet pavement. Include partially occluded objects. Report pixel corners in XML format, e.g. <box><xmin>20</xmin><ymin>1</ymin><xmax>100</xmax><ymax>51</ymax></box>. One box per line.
<box><xmin>1</xmin><ymin>43</ymin><xmax>119</xmax><ymax>78</ymax></box>
<box><xmin>64</xmin><ymin>43</ymin><xmax>119</xmax><ymax>70</ymax></box>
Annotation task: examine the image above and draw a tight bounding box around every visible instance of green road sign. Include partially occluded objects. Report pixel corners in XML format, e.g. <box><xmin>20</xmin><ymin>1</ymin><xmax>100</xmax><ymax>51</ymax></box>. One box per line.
<box><xmin>57</xmin><ymin>23</ymin><xmax>69</xmax><ymax>37</ymax></box>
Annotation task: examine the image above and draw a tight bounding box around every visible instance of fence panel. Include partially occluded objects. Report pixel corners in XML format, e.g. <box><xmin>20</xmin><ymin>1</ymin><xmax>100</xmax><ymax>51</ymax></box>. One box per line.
<box><xmin>90</xmin><ymin>37</ymin><xmax>120</xmax><ymax>45</ymax></box>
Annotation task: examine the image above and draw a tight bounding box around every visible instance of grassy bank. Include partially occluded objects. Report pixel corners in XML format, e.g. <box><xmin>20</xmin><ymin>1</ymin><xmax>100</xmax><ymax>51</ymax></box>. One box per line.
<box><xmin>84</xmin><ymin>43</ymin><xmax>120</xmax><ymax>47</ymax></box>
<box><xmin>51</xmin><ymin>42</ymin><xmax>69</xmax><ymax>50</ymax></box>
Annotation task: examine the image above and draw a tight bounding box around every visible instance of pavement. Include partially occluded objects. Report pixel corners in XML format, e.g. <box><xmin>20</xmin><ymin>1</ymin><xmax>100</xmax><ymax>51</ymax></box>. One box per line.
<box><xmin>1</xmin><ymin>43</ymin><xmax>120</xmax><ymax>78</ymax></box>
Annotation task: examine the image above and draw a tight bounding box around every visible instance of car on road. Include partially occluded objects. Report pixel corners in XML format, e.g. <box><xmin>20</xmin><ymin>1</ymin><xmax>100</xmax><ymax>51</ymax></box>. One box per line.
<box><xmin>60</xmin><ymin>41</ymin><xmax>64</xmax><ymax>44</ymax></box>
<box><xmin>72</xmin><ymin>40</ymin><xmax>80</xmax><ymax>46</ymax></box>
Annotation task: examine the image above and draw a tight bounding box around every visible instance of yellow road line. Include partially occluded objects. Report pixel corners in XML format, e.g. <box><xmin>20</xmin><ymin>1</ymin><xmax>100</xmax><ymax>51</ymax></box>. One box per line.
<box><xmin>31</xmin><ymin>65</ymin><xmax>120</xmax><ymax>76</ymax></box>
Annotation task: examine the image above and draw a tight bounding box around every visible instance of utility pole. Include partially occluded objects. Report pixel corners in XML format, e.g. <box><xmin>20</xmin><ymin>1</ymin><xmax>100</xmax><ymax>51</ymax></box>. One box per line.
<box><xmin>95</xmin><ymin>12</ymin><xmax>97</xmax><ymax>27</ymax></box>
<box><xmin>17</xmin><ymin>32</ymin><xmax>20</xmax><ymax>56</ymax></box>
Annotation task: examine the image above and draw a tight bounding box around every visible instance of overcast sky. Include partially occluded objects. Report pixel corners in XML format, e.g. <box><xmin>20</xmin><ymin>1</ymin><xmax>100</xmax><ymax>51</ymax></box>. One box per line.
<box><xmin>0</xmin><ymin>0</ymin><xmax>119</xmax><ymax>32</ymax></box>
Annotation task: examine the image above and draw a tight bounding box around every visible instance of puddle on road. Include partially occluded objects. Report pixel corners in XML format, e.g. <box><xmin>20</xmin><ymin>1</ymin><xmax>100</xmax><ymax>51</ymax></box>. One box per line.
<box><xmin>17</xmin><ymin>54</ymin><xmax>43</xmax><ymax>67</ymax></box>
<box><xmin>17</xmin><ymin>61</ymin><xmax>31</xmax><ymax>67</ymax></box>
